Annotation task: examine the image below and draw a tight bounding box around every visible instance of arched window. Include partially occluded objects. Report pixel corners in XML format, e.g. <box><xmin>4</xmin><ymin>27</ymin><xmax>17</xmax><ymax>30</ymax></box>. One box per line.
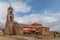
<box><xmin>10</xmin><ymin>11</ymin><xmax>12</xmax><ymax>14</ymax></box>
<box><xmin>10</xmin><ymin>11</ymin><xmax>12</xmax><ymax>13</ymax></box>
<box><xmin>10</xmin><ymin>16</ymin><xmax>12</xmax><ymax>21</ymax></box>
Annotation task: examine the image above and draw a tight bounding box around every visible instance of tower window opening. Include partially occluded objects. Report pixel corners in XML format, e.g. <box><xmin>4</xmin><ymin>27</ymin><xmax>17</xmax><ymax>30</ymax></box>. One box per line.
<box><xmin>10</xmin><ymin>16</ymin><xmax>12</xmax><ymax>21</ymax></box>
<box><xmin>10</xmin><ymin>11</ymin><xmax>12</xmax><ymax>14</ymax></box>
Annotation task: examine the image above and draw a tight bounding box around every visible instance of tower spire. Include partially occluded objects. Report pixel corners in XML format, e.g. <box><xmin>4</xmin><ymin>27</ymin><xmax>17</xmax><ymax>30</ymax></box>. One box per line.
<box><xmin>9</xmin><ymin>0</ymin><xmax>16</xmax><ymax>7</ymax></box>
<box><xmin>8</xmin><ymin>0</ymin><xmax>13</xmax><ymax>10</ymax></box>
<box><xmin>10</xmin><ymin>1</ymin><xmax>11</xmax><ymax>7</ymax></box>
<box><xmin>9</xmin><ymin>0</ymin><xmax>12</xmax><ymax>7</ymax></box>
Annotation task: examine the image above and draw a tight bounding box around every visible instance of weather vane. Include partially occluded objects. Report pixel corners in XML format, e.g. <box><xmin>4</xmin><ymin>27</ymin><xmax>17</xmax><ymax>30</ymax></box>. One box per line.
<box><xmin>8</xmin><ymin>0</ymin><xmax>12</xmax><ymax>7</ymax></box>
<box><xmin>9</xmin><ymin>0</ymin><xmax>16</xmax><ymax>7</ymax></box>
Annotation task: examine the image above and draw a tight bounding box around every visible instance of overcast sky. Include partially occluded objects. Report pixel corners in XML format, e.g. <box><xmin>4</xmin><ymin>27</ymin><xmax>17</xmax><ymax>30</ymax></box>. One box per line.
<box><xmin>0</xmin><ymin>0</ymin><xmax>60</xmax><ymax>32</ymax></box>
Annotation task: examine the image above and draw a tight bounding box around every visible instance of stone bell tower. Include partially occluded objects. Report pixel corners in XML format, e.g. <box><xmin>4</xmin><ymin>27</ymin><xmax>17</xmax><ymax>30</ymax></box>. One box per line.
<box><xmin>3</xmin><ymin>6</ymin><xmax>15</xmax><ymax>35</ymax></box>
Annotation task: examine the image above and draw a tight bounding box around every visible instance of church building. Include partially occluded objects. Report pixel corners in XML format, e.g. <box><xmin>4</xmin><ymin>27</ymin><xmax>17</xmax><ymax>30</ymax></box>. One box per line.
<box><xmin>3</xmin><ymin>5</ymin><xmax>54</xmax><ymax>38</ymax></box>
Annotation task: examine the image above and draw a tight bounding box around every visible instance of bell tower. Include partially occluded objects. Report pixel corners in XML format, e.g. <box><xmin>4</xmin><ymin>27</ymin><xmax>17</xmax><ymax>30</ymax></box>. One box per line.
<box><xmin>3</xmin><ymin>5</ymin><xmax>15</xmax><ymax>35</ymax></box>
<box><xmin>7</xmin><ymin>6</ymin><xmax>14</xmax><ymax>22</ymax></box>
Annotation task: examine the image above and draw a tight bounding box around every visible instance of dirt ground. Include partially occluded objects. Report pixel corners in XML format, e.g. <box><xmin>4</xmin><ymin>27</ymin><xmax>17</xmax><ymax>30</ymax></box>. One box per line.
<box><xmin>0</xmin><ymin>35</ymin><xmax>60</xmax><ymax>40</ymax></box>
<box><xmin>0</xmin><ymin>36</ymin><xmax>16</xmax><ymax>40</ymax></box>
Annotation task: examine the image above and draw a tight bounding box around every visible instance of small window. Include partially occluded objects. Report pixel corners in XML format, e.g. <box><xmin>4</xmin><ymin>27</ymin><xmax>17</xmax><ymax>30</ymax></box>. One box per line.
<box><xmin>23</xmin><ymin>32</ymin><xmax>26</xmax><ymax>34</ymax></box>
<box><xmin>21</xmin><ymin>28</ymin><xmax>22</xmax><ymax>30</ymax></box>
<box><xmin>45</xmin><ymin>29</ymin><xmax>47</xmax><ymax>31</ymax></box>
<box><xmin>36</xmin><ymin>32</ymin><xmax>39</xmax><ymax>35</ymax></box>
<box><xmin>28</xmin><ymin>33</ymin><xmax>31</xmax><ymax>34</ymax></box>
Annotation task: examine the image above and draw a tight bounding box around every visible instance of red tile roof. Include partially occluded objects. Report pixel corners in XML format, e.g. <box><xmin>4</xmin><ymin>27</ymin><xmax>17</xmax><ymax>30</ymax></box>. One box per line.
<box><xmin>23</xmin><ymin>30</ymin><xmax>29</xmax><ymax>32</ymax></box>
<box><xmin>19</xmin><ymin>23</ymin><xmax>47</xmax><ymax>29</ymax></box>
<box><xmin>19</xmin><ymin>24</ymin><xmax>34</xmax><ymax>28</ymax></box>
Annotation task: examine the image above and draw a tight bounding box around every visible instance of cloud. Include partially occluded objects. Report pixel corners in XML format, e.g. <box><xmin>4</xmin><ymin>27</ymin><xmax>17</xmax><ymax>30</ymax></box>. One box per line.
<box><xmin>0</xmin><ymin>2</ymin><xmax>9</xmax><ymax>29</ymax></box>
<box><xmin>49</xmin><ymin>21</ymin><xmax>60</xmax><ymax>32</ymax></box>
<box><xmin>14</xmin><ymin>11</ymin><xmax>60</xmax><ymax>31</ymax></box>
<box><xmin>14</xmin><ymin>12</ymin><xmax>57</xmax><ymax>24</ymax></box>
<box><xmin>12</xmin><ymin>1</ymin><xmax>32</xmax><ymax>13</ymax></box>
<box><xmin>0</xmin><ymin>2</ymin><xmax>9</xmax><ymax>23</ymax></box>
